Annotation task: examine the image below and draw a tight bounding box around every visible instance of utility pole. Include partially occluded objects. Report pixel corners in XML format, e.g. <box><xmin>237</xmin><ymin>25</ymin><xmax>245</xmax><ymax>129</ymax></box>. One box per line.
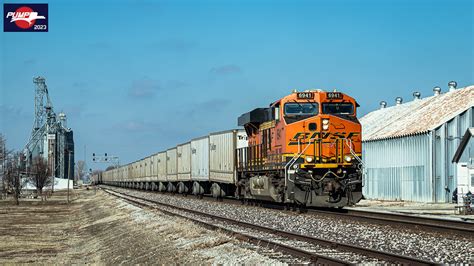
<box><xmin>67</xmin><ymin>150</ymin><xmax>72</xmax><ymax>204</ymax></box>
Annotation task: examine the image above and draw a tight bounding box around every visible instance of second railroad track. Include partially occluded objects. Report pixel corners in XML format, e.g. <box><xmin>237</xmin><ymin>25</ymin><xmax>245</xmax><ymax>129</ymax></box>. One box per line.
<box><xmin>103</xmin><ymin>187</ymin><xmax>435</xmax><ymax>265</ymax></box>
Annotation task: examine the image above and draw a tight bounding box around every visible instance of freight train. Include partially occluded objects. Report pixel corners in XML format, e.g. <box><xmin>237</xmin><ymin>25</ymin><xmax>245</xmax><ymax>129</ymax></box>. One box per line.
<box><xmin>94</xmin><ymin>89</ymin><xmax>363</xmax><ymax>208</ymax></box>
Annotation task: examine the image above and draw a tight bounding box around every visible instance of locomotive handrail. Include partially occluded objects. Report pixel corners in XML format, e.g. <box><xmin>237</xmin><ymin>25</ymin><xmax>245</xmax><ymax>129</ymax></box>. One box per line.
<box><xmin>344</xmin><ymin>138</ymin><xmax>363</xmax><ymax>167</ymax></box>
<box><xmin>344</xmin><ymin>138</ymin><xmax>366</xmax><ymax>178</ymax></box>
<box><xmin>284</xmin><ymin>138</ymin><xmax>315</xmax><ymax>185</ymax></box>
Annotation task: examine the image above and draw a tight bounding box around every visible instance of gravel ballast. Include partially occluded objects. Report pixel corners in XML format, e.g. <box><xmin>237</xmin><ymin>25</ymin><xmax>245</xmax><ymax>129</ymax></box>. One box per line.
<box><xmin>105</xmin><ymin>186</ymin><xmax>474</xmax><ymax>264</ymax></box>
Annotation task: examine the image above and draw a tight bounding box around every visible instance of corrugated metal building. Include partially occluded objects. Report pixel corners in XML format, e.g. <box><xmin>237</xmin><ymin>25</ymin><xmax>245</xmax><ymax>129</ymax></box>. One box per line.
<box><xmin>360</xmin><ymin>83</ymin><xmax>474</xmax><ymax>202</ymax></box>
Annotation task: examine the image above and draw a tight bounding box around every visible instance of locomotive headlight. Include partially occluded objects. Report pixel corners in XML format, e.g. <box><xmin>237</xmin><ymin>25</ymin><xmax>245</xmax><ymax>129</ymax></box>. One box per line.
<box><xmin>322</xmin><ymin>119</ymin><xmax>330</xmax><ymax>130</ymax></box>
<box><xmin>293</xmin><ymin>164</ymin><xmax>299</xmax><ymax>169</ymax></box>
<box><xmin>305</xmin><ymin>156</ymin><xmax>314</xmax><ymax>163</ymax></box>
<box><xmin>344</xmin><ymin>155</ymin><xmax>352</xmax><ymax>162</ymax></box>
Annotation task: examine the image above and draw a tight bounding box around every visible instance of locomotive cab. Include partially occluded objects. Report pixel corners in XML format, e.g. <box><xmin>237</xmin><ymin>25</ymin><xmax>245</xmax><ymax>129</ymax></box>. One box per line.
<box><xmin>237</xmin><ymin>89</ymin><xmax>363</xmax><ymax>208</ymax></box>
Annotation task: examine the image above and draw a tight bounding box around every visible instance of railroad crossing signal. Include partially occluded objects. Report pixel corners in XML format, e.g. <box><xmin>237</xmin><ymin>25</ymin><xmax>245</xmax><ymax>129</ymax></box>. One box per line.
<box><xmin>92</xmin><ymin>152</ymin><xmax>120</xmax><ymax>166</ymax></box>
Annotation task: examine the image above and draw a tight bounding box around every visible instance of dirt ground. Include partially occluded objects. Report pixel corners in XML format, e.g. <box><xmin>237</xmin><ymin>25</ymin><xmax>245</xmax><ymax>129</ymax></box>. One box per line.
<box><xmin>0</xmin><ymin>188</ymin><xmax>283</xmax><ymax>264</ymax></box>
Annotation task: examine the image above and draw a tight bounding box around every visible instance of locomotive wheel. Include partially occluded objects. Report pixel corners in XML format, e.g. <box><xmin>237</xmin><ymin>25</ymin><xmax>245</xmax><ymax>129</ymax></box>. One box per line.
<box><xmin>298</xmin><ymin>205</ymin><xmax>308</xmax><ymax>214</ymax></box>
<box><xmin>291</xmin><ymin>204</ymin><xmax>297</xmax><ymax>212</ymax></box>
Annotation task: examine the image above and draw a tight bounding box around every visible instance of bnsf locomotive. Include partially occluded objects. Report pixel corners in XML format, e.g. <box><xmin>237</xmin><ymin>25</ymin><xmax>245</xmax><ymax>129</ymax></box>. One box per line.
<box><xmin>236</xmin><ymin>89</ymin><xmax>363</xmax><ymax>207</ymax></box>
<box><xmin>96</xmin><ymin>89</ymin><xmax>363</xmax><ymax>208</ymax></box>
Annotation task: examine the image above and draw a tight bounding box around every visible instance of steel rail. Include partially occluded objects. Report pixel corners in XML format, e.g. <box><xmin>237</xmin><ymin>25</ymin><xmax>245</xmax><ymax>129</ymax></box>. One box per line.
<box><xmin>103</xmin><ymin>187</ymin><xmax>435</xmax><ymax>265</ymax></box>
<box><xmin>308</xmin><ymin>208</ymin><xmax>474</xmax><ymax>236</ymax></box>
<box><xmin>103</xmin><ymin>188</ymin><xmax>347</xmax><ymax>265</ymax></box>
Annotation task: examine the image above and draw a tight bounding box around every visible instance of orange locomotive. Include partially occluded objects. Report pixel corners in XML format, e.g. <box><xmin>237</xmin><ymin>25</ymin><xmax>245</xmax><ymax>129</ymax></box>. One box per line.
<box><xmin>237</xmin><ymin>89</ymin><xmax>363</xmax><ymax>208</ymax></box>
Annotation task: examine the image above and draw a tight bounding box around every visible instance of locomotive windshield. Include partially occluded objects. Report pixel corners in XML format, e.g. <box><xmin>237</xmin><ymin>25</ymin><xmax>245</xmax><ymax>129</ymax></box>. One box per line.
<box><xmin>322</xmin><ymin>103</ymin><xmax>354</xmax><ymax>115</ymax></box>
<box><xmin>284</xmin><ymin>102</ymin><xmax>319</xmax><ymax>115</ymax></box>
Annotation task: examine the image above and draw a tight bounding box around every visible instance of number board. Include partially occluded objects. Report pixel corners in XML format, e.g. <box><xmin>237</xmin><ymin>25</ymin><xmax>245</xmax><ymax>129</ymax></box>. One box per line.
<box><xmin>326</xmin><ymin>92</ymin><xmax>343</xmax><ymax>99</ymax></box>
<box><xmin>297</xmin><ymin>92</ymin><xmax>314</xmax><ymax>99</ymax></box>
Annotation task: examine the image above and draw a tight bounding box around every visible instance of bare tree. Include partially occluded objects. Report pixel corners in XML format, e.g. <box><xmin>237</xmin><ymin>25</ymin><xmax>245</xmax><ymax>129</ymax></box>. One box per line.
<box><xmin>30</xmin><ymin>156</ymin><xmax>52</xmax><ymax>201</ymax></box>
<box><xmin>4</xmin><ymin>152</ymin><xmax>25</xmax><ymax>205</ymax></box>
<box><xmin>75</xmin><ymin>160</ymin><xmax>85</xmax><ymax>183</ymax></box>
<box><xmin>0</xmin><ymin>133</ymin><xmax>13</xmax><ymax>197</ymax></box>
<box><xmin>0</xmin><ymin>133</ymin><xmax>7</xmax><ymax>196</ymax></box>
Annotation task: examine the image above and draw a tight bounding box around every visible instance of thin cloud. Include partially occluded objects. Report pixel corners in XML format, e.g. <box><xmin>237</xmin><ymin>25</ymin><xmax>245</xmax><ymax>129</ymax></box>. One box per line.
<box><xmin>210</xmin><ymin>64</ymin><xmax>242</xmax><ymax>75</ymax></box>
<box><xmin>62</xmin><ymin>105</ymin><xmax>84</xmax><ymax>118</ymax></box>
<box><xmin>155</xmin><ymin>39</ymin><xmax>197</xmax><ymax>52</ymax></box>
<box><xmin>128</xmin><ymin>77</ymin><xmax>161</xmax><ymax>98</ymax></box>
<box><xmin>89</xmin><ymin>41</ymin><xmax>111</xmax><ymax>49</ymax></box>
<box><xmin>72</xmin><ymin>81</ymin><xmax>87</xmax><ymax>88</ymax></box>
<box><xmin>185</xmin><ymin>98</ymin><xmax>232</xmax><ymax>116</ymax></box>
<box><xmin>0</xmin><ymin>105</ymin><xmax>24</xmax><ymax>117</ymax></box>
<box><xmin>23</xmin><ymin>59</ymin><xmax>36</xmax><ymax>65</ymax></box>
<box><xmin>112</xmin><ymin>119</ymin><xmax>160</xmax><ymax>133</ymax></box>
<box><xmin>166</xmin><ymin>80</ymin><xmax>189</xmax><ymax>89</ymax></box>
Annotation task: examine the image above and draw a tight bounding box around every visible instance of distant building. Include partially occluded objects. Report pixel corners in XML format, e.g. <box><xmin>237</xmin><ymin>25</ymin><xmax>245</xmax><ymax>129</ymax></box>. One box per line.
<box><xmin>452</xmin><ymin>128</ymin><xmax>474</xmax><ymax>200</ymax></box>
<box><xmin>360</xmin><ymin>83</ymin><xmax>474</xmax><ymax>203</ymax></box>
<box><xmin>452</xmin><ymin>128</ymin><xmax>474</xmax><ymax>166</ymax></box>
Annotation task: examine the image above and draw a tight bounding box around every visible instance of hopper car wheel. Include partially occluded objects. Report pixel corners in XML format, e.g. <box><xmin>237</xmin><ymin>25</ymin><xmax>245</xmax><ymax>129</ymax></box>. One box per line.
<box><xmin>291</xmin><ymin>204</ymin><xmax>297</xmax><ymax>212</ymax></box>
<box><xmin>298</xmin><ymin>204</ymin><xmax>308</xmax><ymax>214</ymax></box>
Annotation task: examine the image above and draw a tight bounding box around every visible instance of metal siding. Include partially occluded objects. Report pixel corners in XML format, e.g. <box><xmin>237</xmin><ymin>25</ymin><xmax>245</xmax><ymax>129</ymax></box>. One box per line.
<box><xmin>177</xmin><ymin>143</ymin><xmax>191</xmax><ymax>181</ymax></box>
<box><xmin>191</xmin><ymin>137</ymin><xmax>209</xmax><ymax>181</ymax></box>
<box><xmin>148</xmin><ymin>156</ymin><xmax>153</xmax><ymax>181</ymax></box>
<box><xmin>137</xmin><ymin>160</ymin><xmax>142</xmax><ymax>181</ymax></box>
<box><xmin>363</xmin><ymin>107</ymin><xmax>474</xmax><ymax>203</ymax></box>
<box><xmin>157</xmin><ymin>152</ymin><xmax>167</xmax><ymax>181</ymax></box>
<box><xmin>209</xmin><ymin>131</ymin><xmax>234</xmax><ymax>183</ymax></box>
<box><xmin>363</xmin><ymin>134</ymin><xmax>432</xmax><ymax>202</ymax></box>
<box><xmin>166</xmin><ymin>148</ymin><xmax>177</xmax><ymax>181</ymax></box>
<box><xmin>140</xmin><ymin>159</ymin><xmax>145</xmax><ymax>181</ymax></box>
<box><xmin>132</xmin><ymin>162</ymin><xmax>136</xmax><ymax>180</ymax></box>
<box><xmin>434</xmin><ymin>127</ymin><xmax>444</xmax><ymax>202</ymax></box>
<box><xmin>447</xmin><ymin>119</ymin><xmax>457</xmax><ymax>196</ymax></box>
<box><xmin>144</xmin><ymin>157</ymin><xmax>150</xmax><ymax>181</ymax></box>
<box><xmin>150</xmin><ymin>154</ymin><xmax>158</xmax><ymax>182</ymax></box>
<box><xmin>209</xmin><ymin>129</ymin><xmax>246</xmax><ymax>184</ymax></box>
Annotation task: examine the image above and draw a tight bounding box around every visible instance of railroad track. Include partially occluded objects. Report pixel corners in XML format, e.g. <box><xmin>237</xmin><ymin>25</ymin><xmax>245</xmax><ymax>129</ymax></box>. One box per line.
<box><xmin>102</xmin><ymin>187</ymin><xmax>434</xmax><ymax>265</ymax></box>
<box><xmin>307</xmin><ymin>208</ymin><xmax>474</xmax><ymax>236</ymax></box>
<box><xmin>173</xmin><ymin>188</ymin><xmax>474</xmax><ymax>236</ymax></box>
<box><xmin>115</xmin><ymin>185</ymin><xmax>473</xmax><ymax>236</ymax></box>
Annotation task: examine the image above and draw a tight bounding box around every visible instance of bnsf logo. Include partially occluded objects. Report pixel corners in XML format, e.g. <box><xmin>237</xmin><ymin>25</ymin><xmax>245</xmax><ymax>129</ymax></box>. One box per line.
<box><xmin>288</xmin><ymin>132</ymin><xmax>360</xmax><ymax>145</ymax></box>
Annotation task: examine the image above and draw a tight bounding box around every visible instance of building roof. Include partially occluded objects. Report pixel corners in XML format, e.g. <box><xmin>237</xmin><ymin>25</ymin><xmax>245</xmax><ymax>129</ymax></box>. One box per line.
<box><xmin>360</xmin><ymin>85</ymin><xmax>474</xmax><ymax>141</ymax></box>
<box><xmin>452</xmin><ymin>127</ymin><xmax>474</xmax><ymax>163</ymax></box>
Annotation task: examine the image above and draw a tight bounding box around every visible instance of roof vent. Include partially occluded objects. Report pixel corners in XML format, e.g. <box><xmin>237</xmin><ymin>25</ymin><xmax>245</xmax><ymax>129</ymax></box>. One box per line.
<box><xmin>395</xmin><ymin>97</ymin><xmax>403</xmax><ymax>106</ymax></box>
<box><xmin>413</xmin><ymin>91</ymin><xmax>421</xmax><ymax>100</ymax></box>
<box><xmin>433</xmin><ymin>86</ymin><xmax>441</xmax><ymax>96</ymax></box>
<box><xmin>448</xmin><ymin>81</ymin><xmax>457</xmax><ymax>91</ymax></box>
<box><xmin>380</xmin><ymin>101</ymin><xmax>387</xmax><ymax>109</ymax></box>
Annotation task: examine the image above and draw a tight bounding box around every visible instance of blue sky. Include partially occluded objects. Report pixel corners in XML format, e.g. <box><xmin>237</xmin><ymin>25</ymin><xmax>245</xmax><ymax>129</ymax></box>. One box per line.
<box><xmin>1</xmin><ymin>0</ymin><xmax>473</xmax><ymax>169</ymax></box>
